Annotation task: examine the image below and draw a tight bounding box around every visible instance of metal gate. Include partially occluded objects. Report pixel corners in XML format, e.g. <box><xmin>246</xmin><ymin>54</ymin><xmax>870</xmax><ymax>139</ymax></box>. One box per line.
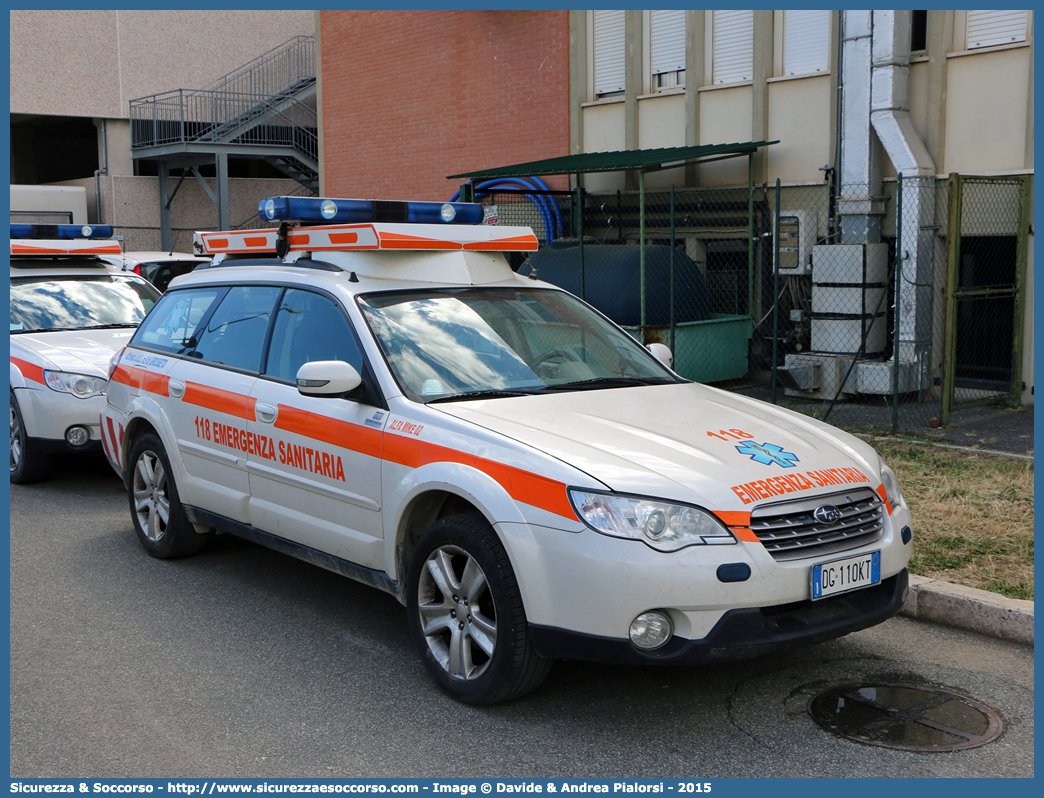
<box><xmin>941</xmin><ymin>174</ymin><xmax>1032</xmax><ymax>425</ymax></box>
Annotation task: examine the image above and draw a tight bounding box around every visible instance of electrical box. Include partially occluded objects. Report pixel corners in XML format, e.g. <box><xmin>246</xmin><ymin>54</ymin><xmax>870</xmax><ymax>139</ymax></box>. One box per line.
<box><xmin>775</xmin><ymin>209</ymin><xmax>817</xmax><ymax>276</ymax></box>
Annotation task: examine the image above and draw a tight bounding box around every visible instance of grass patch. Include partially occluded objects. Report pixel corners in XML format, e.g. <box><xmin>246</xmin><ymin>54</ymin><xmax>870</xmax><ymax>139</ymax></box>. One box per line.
<box><xmin>867</xmin><ymin>438</ymin><xmax>1034</xmax><ymax>601</ymax></box>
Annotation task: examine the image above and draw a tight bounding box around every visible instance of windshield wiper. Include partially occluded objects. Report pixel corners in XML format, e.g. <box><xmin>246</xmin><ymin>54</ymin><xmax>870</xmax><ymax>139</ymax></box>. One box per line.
<box><xmin>540</xmin><ymin>376</ymin><xmax>676</xmax><ymax>392</ymax></box>
<box><xmin>80</xmin><ymin>323</ymin><xmax>140</xmax><ymax>330</ymax></box>
<box><xmin>427</xmin><ymin>389</ymin><xmax>537</xmax><ymax>404</ymax></box>
<box><xmin>11</xmin><ymin>326</ymin><xmax>75</xmax><ymax>334</ymax></box>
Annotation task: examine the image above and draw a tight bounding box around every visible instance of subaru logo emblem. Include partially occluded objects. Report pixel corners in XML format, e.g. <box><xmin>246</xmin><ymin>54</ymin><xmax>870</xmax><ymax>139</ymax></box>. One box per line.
<box><xmin>813</xmin><ymin>505</ymin><xmax>841</xmax><ymax>524</ymax></box>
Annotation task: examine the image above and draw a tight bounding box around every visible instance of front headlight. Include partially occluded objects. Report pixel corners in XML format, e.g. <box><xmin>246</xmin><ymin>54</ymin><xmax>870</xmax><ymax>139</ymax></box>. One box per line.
<box><xmin>568</xmin><ymin>489</ymin><xmax>735</xmax><ymax>552</ymax></box>
<box><xmin>879</xmin><ymin>459</ymin><xmax>903</xmax><ymax>509</ymax></box>
<box><xmin>43</xmin><ymin>370</ymin><xmax>107</xmax><ymax>399</ymax></box>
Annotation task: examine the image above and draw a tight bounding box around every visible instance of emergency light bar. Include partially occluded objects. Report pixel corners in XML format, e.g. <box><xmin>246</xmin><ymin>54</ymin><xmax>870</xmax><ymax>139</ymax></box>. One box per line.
<box><xmin>259</xmin><ymin>196</ymin><xmax>484</xmax><ymax>226</ymax></box>
<box><xmin>194</xmin><ymin>223</ymin><xmax>539</xmax><ymax>256</ymax></box>
<box><xmin>10</xmin><ymin>224</ymin><xmax>114</xmax><ymax>240</ymax></box>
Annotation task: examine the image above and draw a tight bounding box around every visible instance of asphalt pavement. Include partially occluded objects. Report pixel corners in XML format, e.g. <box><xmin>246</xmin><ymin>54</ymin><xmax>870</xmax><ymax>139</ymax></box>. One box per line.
<box><xmin>8</xmin><ymin>456</ymin><xmax>1034</xmax><ymax>778</ymax></box>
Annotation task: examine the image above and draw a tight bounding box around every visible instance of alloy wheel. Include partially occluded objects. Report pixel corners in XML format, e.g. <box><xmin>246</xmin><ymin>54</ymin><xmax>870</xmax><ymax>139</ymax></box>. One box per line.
<box><xmin>417</xmin><ymin>544</ymin><xmax>498</xmax><ymax>680</ymax></box>
<box><xmin>133</xmin><ymin>450</ymin><xmax>171</xmax><ymax>542</ymax></box>
<box><xmin>10</xmin><ymin>403</ymin><xmax>23</xmax><ymax>473</ymax></box>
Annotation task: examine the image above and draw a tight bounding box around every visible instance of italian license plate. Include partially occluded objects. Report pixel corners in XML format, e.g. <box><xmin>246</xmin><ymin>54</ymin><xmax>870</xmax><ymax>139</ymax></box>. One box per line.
<box><xmin>811</xmin><ymin>550</ymin><xmax>881</xmax><ymax>600</ymax></box>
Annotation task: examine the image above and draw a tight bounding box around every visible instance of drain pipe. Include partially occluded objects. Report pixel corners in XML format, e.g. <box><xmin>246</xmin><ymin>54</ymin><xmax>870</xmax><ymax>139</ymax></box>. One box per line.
<box><xmin>869</xmin><ymin>10</ymin><xmax>935</xmax><ymax>390</ymax></box>
<box><xmin>93</xmin><ymin>118</ymin><xmax>109</xmax><ymax>225</ymax></box>
<box><xmin>838</xmin><ymin>10</ymin><xmax>878</xmax><ymax>244</ymax></box>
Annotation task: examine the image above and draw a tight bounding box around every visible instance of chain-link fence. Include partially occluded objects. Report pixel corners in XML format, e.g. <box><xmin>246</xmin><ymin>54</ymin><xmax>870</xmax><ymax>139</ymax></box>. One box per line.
<box><xmin>112</xmin><ymin>177</ymin><xmax>1027</xmax><ymax>437</ymax></box>
<box><xmin>488</xmin><ymin>175</ymin><xmax>1029</xmax><ymax>437</ymax></box>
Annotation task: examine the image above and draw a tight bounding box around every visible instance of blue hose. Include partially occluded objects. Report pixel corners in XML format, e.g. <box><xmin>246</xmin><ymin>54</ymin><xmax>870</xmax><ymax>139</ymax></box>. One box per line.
<box><xmin>501</xmin><ymin>177</ymin><xmax>564</xmax><ymax>241</ymax></box>
<box><xmin>520</xmin><ymin>176</ymin><xmax>565</xmax><ymax>237</ymax></box>
<box><xmin>452</xmin><ymin>180</ymin><xmax>554</xmax><ymax>239</ymax></box>
<box><xmin>451</xmin><ymin>178</ymin><xmax>559</xmax><ymax>241</ymax></box>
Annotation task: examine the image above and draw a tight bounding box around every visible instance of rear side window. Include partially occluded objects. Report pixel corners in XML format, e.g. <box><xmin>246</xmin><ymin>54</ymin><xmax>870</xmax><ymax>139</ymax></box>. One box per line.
<box><xmin>133</xmin><ymin>287</ymin><xmax>225</xmax><ymax>355</ymax></box>
<box><xmin>191</xmin><ymin>286</ymin><xmax>282</xmax><ymax>372</ymax></box>
<box><xmin>264</xmin><ymin>289</ymin><xmax>363</xmax><ymax>382</ymax></box>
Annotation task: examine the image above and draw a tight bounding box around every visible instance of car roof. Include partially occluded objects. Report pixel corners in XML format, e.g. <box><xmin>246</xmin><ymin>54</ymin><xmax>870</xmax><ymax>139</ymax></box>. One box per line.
<box><xmin>10</xmin><ymin>256</ymin><xmax>140</xmax><ymax>279</ymax></box>
<box><xmin>102</xmin><ymin>251</ymin><xmax>210</xmax><ymax>265</ymax></box>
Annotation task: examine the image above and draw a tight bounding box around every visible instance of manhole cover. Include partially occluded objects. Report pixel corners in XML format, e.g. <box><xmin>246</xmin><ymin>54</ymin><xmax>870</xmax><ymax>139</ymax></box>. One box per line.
<box><xmin>809</xmin><ymin>683</ymin><xmax>1004</xmax><ymax>752</ymax></box>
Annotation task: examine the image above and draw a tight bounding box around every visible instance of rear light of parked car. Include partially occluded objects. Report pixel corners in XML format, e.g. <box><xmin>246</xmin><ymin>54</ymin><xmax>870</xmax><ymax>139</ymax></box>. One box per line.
<box><xmin>108</xmin><ymin>347</ymin><xmax>126</xmax><ymax>380</ymax></box>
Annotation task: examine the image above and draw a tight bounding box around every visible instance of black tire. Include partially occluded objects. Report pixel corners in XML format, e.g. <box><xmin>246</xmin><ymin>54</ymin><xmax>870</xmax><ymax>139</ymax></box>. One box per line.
<box><xmin>127</xmin><ymin>432</ymin><xmax>211</xmax><ymax>558</ymax></box>
<box><xmin>10</xmin><ymin>391</ymin><xmax>49</xmax><ymax>484</ymax></box>
<box><xmin>406</xmin><ymin>512</ymin><xmax>553</xmax><ymax>705</ymax></box>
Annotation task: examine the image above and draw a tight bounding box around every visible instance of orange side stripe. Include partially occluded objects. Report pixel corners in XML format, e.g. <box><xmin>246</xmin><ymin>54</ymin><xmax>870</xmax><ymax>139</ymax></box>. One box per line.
<box><xmin>243</xmin><ymin>236</ymin><xmax>269</xmax><ymax>247</ymax></box>
<box><xmin>109</xmin><ymin>365</ymin><xmax>133</xmax><ymax>387</ymax></box>
<box><xmin>730</xmin><ymin>527</ymin><xmax>761</xmax><ymax>543</ymax></box>
<box><xmin>716</xmin><ymin>510</ymin><xmax>752</xmax><ymax>527</ymax></box>
<box><xmin>288</xmin><ymin>234</ymin><xmax>310</xmax><ymax>245</ymax></box>
<box><xmin>329</xmin><ymin>232</ymin><xmax>359</xmax><ymax>244</ymax></box>
<box><xmin>142</xmin><ymin>370</ymin><xmax>170</xmax><ymax>396</ymax></box>
<box><xmin>11</xmin><ymin>243</ymin><xmax>122</xmax><ymax>255</ymax></box>
<box><xmin>183</xmin><ymin>382</ymin><xmax>256</xmax><ymax>421</ymax></box>
<box><xmin>876</xmin><ymin>484</ymin><xmax>893</xmax><ymax>514</ymax></box>
<box><xmin>383</xmin><ymin>434</ymin><xmax>577</xmax><ymax>520</ymax></box>
<box><xmin>206</xmin><ymin>238</ymin><xmax>229</xmax><ymax>249</ymax></box>
<box><xmin>11</xmin><ymin>356</ymin><xmax>46</xmax><ymax>385</ymax></box>
<box><xmin>110</xmin><ymin>364</ymin><xmax>170</xmax><ymax>396</ymax></box>
<box><xmin>462</xmin><ymin>235</ymin><xmax>539</xmax><ymax>251</ymax></box>
<box><xmin>275</xmin><ymin>405</ymin><xmax>383</xmax><ymax>459</ymax></box>
<box><xmin>378</xmin><ymin>232</ymin><xmax>461</xmax><ymax>250</ymax></box>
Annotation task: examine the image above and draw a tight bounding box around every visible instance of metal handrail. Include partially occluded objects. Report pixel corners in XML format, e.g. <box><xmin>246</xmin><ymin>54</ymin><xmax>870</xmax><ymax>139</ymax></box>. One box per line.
<box><xmin>130</xmin><ymin>89</ymin><xmax>317</xmax><ymax>160</ymax></box>
<box><xmin>127</xmin><ymin>34</ymin><xmax>318</xmax><ymax>186</ymax></box>
<box><xmin>203</xmin><ymin>35</ymin><xmax>315</xmax><ymax>99</ymax></box>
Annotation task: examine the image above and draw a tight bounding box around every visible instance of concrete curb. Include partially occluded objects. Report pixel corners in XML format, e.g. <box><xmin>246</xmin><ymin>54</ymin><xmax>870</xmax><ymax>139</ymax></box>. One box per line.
<box><xmin>900</xmin><ymin>575</ymin><xmax>1034</xmax><ymax>646</ymax></box>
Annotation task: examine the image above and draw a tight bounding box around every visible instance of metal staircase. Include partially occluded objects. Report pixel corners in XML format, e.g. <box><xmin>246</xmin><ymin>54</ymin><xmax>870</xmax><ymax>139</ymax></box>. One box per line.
<box><xmin>129</xmin><ymin>36</ymin><xmax>318</xmax><ymax>247</ymax></box>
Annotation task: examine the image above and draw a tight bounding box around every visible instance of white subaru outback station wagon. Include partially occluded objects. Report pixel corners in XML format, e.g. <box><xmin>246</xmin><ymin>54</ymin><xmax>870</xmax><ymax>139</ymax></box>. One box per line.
<box><xmin>102</xmin><ymin>196</ymin><xmax>913</xmax><ymax>704</ymax></box>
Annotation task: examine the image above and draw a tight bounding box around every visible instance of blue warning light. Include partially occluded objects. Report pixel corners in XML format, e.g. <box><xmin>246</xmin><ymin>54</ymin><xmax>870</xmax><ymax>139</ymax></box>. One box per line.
<box><xmin>10</xmin><ymin>224</ymin><xmax>115</xmax><ymax>240</ymax></box>
<box><xmin>257</xmin><ymin>197</ymin><xmax>484</xmax><ymax>225</ymax></box>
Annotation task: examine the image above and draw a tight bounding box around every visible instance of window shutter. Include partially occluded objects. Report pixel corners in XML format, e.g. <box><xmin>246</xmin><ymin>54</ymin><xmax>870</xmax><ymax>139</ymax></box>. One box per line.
<box><xmin>967</xmin><ymin>10</ymin><xmax>1029</xmax><ymax>49</ymax></box>
<box><xmin>593</xmin><ymin>10</ymin><xmax>626</xmax><ymax>95</ymax></box>
<box><xmin>650</xmin><ymin>10</ymin><xmax>686</xmax><ymax>76</ymax></box>
<box><xmin>783</xmin><ymin>9</ymin><xmax>830</xmax><ymax>75</ymax></box>
<box><xmin>713</xmin><ymin>10</ymin><xmax>753</xmax><ymax>84</ymax></box>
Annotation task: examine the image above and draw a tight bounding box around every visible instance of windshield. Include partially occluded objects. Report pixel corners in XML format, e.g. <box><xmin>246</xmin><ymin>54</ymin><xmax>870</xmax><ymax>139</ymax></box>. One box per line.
<box><xmin>358</xmin><ymin>287</ymin><xmax>682</xmax><ymax>402</ymax></box>
<box><xmin>10</xmin><ymin>275</ymin><xmax>160</xmax><ymax>334</ymax></box>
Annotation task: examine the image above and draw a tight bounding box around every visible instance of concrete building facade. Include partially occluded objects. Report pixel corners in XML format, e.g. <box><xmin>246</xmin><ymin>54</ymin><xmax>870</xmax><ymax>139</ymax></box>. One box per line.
<box><xmin>10</xmin><ymin>9</ymin><xmax>315</xmax><ymax>250</ymax></box>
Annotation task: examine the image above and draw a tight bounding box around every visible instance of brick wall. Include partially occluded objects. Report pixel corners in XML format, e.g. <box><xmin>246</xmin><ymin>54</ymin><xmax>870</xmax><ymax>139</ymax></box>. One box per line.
<box><xmin>320</xmin><ymin>10</ymin><xmax>571</xmax><ymax>201</ymax></box>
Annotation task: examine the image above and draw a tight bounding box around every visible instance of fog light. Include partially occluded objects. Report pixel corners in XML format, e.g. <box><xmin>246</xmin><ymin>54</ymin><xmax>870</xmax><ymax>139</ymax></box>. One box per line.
<box><xmin>65</xmin><ymin>426</ymin><xmax>90</xmax><ymax>447</ymax></box>
<box><xmin>629</xmin><ymin>610</ymin><xmax>672</xmax><ymax>650</ymax></box>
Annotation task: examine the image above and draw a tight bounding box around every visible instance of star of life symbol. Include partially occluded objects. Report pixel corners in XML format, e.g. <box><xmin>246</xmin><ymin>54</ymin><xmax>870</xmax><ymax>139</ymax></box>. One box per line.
<box><xmin>735</xmin><ymin>440</ymin><xmax>800</xmax><ymax>468</ymax></box>
<box><xmin>161</xmin><ymin>300</ymin><xmax>189</xmax><ymax>338</ymax></box>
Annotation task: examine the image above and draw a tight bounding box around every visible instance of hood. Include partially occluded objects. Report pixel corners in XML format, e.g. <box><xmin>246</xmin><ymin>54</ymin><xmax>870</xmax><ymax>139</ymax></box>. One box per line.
<box><xmin>12</xmin><ymin>329</ymin><xmax>134</xmax><ymax>378</ymax></box>
<box><xmin>434</xmin><ymin>383</ymin><xmax>883</xmax><ymax>512</ymax></box>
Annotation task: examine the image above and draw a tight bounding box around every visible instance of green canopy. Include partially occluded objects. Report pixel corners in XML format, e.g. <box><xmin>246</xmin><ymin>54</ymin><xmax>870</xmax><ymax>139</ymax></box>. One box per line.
<box><xmin>447</xmin><ymin>140</ymin><xmax>777</xmax><ymax>180</ymax></box>
<box><xmin>448</xmin><ymin>140</ymin><xmax>778</xmax><ymax>330</ymax></box>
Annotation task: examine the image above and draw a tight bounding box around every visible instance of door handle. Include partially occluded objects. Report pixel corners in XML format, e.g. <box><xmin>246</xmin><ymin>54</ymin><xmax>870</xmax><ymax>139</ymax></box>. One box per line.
<box><xmin>255</xmin><ymin>402</ymin><xmax>278</xmax><ymax>424</ymax></box>
<box><xmin>168</xmin><ymin>380</ymin><xmax>186</xmax><ymax>399</ymax></box>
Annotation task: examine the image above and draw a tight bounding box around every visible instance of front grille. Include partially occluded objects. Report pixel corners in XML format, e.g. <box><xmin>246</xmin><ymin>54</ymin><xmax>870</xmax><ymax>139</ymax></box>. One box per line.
<box><xmin>749</xmin><ymin>488</ymin><xmax>884</xmax><ymax>562</ymax></box>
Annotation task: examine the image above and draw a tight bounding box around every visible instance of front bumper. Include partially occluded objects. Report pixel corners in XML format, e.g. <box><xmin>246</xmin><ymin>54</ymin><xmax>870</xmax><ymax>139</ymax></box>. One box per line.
<box><xmin>497</xmin><ymin>499</ymin><xmax>913</xmax><ymax>644</ymax></box>
<box><xmin>13</xmin><ymin>386</ymin><xmax>106</xmax><ymax>451</ymax></box>
<box><xmin>530</xmin><ymin>569</ymin><xmax>909</xmax><ymax>665</ymax></box>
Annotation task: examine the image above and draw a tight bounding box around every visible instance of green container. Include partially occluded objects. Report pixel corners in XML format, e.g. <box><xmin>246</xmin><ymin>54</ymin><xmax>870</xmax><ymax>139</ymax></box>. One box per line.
<box><xmin>626</xmin><ymin>313</ymin><xmax>752</xmax><ymax>384</ymax></box>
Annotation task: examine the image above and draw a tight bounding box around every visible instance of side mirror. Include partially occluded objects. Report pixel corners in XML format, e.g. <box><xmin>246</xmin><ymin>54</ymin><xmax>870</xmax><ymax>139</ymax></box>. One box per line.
<box><xmin>647</xmin><ymin>342</ymin><xmax>674</xmax><ymax>369</ymax></box>
<box><xmin>296</xmin><ymin>360</ymin><xmax>363</xmax><ymax>397</ymax></box>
